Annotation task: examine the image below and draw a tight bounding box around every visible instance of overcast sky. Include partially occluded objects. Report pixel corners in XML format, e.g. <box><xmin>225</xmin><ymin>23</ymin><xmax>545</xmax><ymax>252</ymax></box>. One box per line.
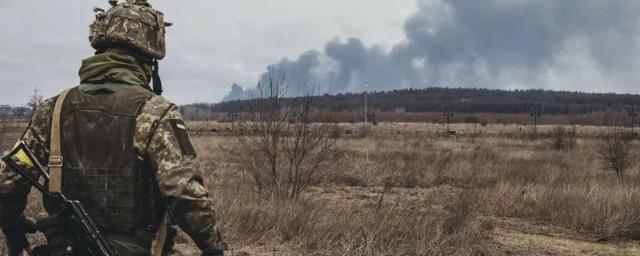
<box><xmin>1</xmin><ymin>0</ymin><xmax>640</xmax><ymax>105</ymax></box>
<box><xmin>0</xmin><ymin>0</ymin><xmax>413</xmax><ymax>105</ymax></box>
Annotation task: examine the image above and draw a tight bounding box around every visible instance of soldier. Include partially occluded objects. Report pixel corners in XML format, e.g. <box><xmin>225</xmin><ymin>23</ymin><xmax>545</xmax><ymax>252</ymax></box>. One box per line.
<box><xmin>0</xmin><ymin>0</ymin><xmax>226</xmax><ymax>255</ymax></box>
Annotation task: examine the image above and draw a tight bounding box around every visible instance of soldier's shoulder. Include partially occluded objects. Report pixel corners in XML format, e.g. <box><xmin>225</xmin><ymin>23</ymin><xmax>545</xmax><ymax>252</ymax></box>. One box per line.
<box><xmin>43</xmin><ymin>87</ymin><xmax>79</xmax><ymax>105</ymax></box>
<box><xmin>41</xmin><ymin>96</ymin><xmax>57</xmax><ymax>106</ymax></box>
<box><xmin>32</xmin><ymin>91</ymin><xmax>66</xmax><ymax>122</ymax></box>
<box><xmin>39</xmin><ymin>87</ymin><xmax>80</xmax><ymax>111</ymax></box>
<box><xmin>141</xmin><ymin>95</ymin><xmax>177</xmax><ymax>116</ymax></box>
<box><xmin>36</xmin><ymin>97</ymin><xmax>56</xmax><ymax>114</ymax></box>
<box><xmin>134</xmin><ymin>95</ymin><xmax>179</xmax><ymax>151</ymax></box>
<box><xmin>29</xmin><ymin>89</ymin><xmax>73</xmax><ymax>134</ymax></box>
<box><xmin>145</xmin><ymin>94</ymin><xmax>175</xmax><ymax>107</ymax></box>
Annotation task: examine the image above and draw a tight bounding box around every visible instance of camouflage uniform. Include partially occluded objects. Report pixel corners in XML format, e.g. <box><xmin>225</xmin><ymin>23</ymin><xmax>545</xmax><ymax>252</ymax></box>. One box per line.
<box><xmin>0</xmin><ymin>51</ymin><xmax>225</xmax><ymax>255</ymax></box>
<box><xmin>0</xmin><ymin>1</ymin><xmax>225</xmax><ymax>255</ymax></box>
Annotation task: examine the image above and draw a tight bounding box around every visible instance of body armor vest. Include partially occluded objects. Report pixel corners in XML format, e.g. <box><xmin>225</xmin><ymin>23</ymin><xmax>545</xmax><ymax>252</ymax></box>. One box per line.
<box><xmin>45</xmin><ymin>86</ymin><xmax>163</xmax><ymax>234</ymax></box>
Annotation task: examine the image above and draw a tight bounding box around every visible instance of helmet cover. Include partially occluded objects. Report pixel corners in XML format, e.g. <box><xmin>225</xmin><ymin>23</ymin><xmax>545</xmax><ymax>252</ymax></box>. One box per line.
<box><xmin>89</xmin><ymin>0</ymin><xmax>167</xmax><ymax>59</ymax></box>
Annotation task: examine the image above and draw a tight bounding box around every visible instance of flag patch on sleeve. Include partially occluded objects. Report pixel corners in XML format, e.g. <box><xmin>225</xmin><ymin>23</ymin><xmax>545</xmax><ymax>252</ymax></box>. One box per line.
<box><xmin>175</xmin><ymin>119</ymin><xmax>187</xmax><ymax>130</ymax></box>
<box><xmin>169</xmin><ymin>119</ymin><xmax>197</xmax><ymax>156</ymax></box>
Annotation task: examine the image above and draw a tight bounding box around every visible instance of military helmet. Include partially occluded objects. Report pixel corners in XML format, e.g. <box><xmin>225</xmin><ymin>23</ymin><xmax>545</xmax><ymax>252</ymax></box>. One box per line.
<box><xmin>90</xmin><ymin>0</ymin><xmax>168</xmax><ymax>59</ymax></box>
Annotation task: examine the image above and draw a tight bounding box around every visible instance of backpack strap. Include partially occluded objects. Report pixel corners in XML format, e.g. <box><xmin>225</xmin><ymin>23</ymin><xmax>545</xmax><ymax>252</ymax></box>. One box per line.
<box><xmin>49</xmin><ymin>89</ymin><xmax>71</xmax><ymax>194</ymax></box>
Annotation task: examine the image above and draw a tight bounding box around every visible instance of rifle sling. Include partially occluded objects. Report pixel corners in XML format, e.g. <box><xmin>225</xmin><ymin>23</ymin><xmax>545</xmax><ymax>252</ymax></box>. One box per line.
<box><xmin>49</xmin><ymin>89</ymin><xmax>70</xmax><ymax>194</ymax></box>
<box><xmin>151</xmin><ymin>214</ymin><xmax>168</xmax><ymax>256</ymax></box>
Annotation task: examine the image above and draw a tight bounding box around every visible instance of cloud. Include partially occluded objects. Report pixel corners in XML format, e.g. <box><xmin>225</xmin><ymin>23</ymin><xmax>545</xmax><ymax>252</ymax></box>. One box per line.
<box><xmin>0</xmin><ymin>0</ymin><xmax>416</xmax><ymax>105</ymax></box>
<box><xmin>228</xmin><ymin>0</ymin><xmax>640</xmax><ymax>100</ymax></box>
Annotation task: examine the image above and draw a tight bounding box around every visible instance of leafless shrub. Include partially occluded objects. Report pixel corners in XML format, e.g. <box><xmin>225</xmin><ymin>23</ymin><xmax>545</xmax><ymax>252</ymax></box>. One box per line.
<box><xmin>549</xmin><ymin>126</ymin><xmax>576</xmax><ymax>150</ymax></box>
<box><xmin>231</xmin><ymin>72</ymin><xmax>338</xmax><ymax>199</ymax></box>
<box><xmin>599</xmin><ymin>128</ymin><xmax>636</xmax><ymax>178</ymax></box>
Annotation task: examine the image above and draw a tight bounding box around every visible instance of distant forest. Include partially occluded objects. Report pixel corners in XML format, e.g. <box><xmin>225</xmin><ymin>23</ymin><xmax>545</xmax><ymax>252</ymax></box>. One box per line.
<box><xmin>3</xmin><ymin>88</ymin><xmax>640</xmax><ymax>125</ymax></box>
<box><xmin>181</xmin><ymin>88</ymin><xmax>640</xmax><ymax>121</ymax></box>
<box><xmin>0</xmin><ymin>105</ymin><xmax>31</xmax><ymax>118</ymax></box>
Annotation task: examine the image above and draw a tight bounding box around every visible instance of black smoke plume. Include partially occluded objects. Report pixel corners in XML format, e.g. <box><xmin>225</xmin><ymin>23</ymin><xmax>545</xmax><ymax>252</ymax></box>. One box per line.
<box><xmin>224</xmin><ymin>0</ymin><xmax>640</xmax><ymax>101</ymax></box>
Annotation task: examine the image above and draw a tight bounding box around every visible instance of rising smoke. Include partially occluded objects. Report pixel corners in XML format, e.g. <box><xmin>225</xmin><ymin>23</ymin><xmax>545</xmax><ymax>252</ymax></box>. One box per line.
<box><xmin>224</xmin><ymin>0</ymin><xmax>640</xmax><ymax>101</ymax></box>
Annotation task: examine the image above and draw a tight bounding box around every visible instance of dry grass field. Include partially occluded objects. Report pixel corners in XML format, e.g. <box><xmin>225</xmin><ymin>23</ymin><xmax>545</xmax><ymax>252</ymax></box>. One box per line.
<box><xmin>3</xmin><ymin>120</ymin><xmax>640</xmax><ymax>255</ymax></box>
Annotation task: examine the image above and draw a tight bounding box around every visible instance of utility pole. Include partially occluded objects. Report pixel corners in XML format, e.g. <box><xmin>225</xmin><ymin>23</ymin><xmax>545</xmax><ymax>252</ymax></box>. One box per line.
<box><xmin>364</xmin><ymin>82</ymin><xmax>368</xmax><ymax>125</ymax></box>
<box><xmin>33</xmin><ymin>87</ymin><xmax>39</xmax><ymax>106</ymax></box>
<box><xmin>443</xmin><ymin>108</ymin><xmax>454</xmax><ymax>133</ymax></box>
<box><xmin>530</xmin><ymin>106</ymin><xmax>542</xmax><ymax>138</ymax></box>
<box><xmin>629</xmin><ymin>106</ymin><xmax>637</xmax><ymax>133</ymax></box>
<box><xmin>363</xmin><ymin>82</ymin><xmax>370</xmax><ymax>165</ymax></box>
<box><xmin>30</xmin><ymin>86</ymin><xmax>41</xmax><ymax>111</ymax></box>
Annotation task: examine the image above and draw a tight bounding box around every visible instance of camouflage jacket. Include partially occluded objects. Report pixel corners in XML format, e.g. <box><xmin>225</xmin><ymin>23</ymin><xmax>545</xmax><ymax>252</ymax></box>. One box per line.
<box><xmin>0</xmin><ymin>91</ymin><xmax>225</xmax><ymax>252</ymax></box>
<box><xmin>0</xmin><ymin>77</ymin><xmax>224</xmax><ymax>253</ymax></box>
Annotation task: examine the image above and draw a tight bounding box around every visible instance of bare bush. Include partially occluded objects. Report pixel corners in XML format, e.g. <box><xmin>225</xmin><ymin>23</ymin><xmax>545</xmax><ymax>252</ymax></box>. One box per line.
<box><xmin>549</xmin><ymin>126</ymin><xmax>576</xmax><ymax>150</ymax></box>
<box><xmin>232</xmin><ymin>73</ymin><xmax>338</xmax><ymax>199</ymax></box>
<box><xmin>599</xmin><ymin>129</ymin><xmax>636</xmax><ymax>178</ymax></box>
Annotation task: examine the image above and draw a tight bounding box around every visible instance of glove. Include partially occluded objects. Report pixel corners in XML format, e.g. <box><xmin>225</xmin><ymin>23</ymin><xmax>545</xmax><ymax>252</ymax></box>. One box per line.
<box><xmin>5</xmin><ymin>233</ymin><xmax>28</xmax><ymax>256</ymax></box>
<box><xmin>4</xmin><ymin>229</ymin><xmax>29</xmax><ymax>256</ymax></box>
<box><xmin>3</xmin><ymin>217</ymin><xmax>35</xmax><ymax>256</ymax></box>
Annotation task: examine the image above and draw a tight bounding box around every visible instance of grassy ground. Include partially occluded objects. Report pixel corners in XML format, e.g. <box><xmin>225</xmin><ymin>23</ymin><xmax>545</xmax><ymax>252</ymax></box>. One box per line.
<box><xmin>3</xmin><ymin>121</ymin><xmax>640</xmax><ymax>255</ymax></box>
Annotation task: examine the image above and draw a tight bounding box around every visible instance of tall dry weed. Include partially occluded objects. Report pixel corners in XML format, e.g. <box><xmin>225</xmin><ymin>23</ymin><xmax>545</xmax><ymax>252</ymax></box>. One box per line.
<box><xmin>214</xmin><ymin>186</ymin><xmax>497</xmax><ymax>256</ymax></box>
<box><xmin>324</xmin><ymin>138</ymin><xmax>462</xmax><ymax>189</ymax></box>
<box><xmin>12</xmin><ymin>121</ymin><xmax>640</xmax><ymax>254</ymax></box>
<box><xmin>479</xmin><ymin>137</ymin><xmax>640</xmax><ymax>240</ymax></box>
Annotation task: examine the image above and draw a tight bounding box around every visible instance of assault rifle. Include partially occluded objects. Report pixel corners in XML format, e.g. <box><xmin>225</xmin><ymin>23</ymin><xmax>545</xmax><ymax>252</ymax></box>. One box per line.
<box><xmin>1</xmin><ymin>141</ymin><xmax>118</xmax><ymax>256</ymax></box>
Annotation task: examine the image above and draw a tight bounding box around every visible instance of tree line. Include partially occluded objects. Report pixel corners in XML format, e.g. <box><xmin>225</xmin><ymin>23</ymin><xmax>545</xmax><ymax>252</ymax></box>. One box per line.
<box><xmin>182</xmin><ymin>87</ymin><xmax>640</xmax><ymax>120</ymax></box>
<box><xmin>4</xmin><ymin>87</ymin><xmax>639</xmax><ymax>123</ymax></box>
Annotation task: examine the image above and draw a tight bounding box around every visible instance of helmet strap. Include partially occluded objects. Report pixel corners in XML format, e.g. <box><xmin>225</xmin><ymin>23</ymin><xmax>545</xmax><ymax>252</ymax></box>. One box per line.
<box><xmin>152</xmin><ymin>59</ymin><xmax>163</xmax><ymax>95</ymax></box>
